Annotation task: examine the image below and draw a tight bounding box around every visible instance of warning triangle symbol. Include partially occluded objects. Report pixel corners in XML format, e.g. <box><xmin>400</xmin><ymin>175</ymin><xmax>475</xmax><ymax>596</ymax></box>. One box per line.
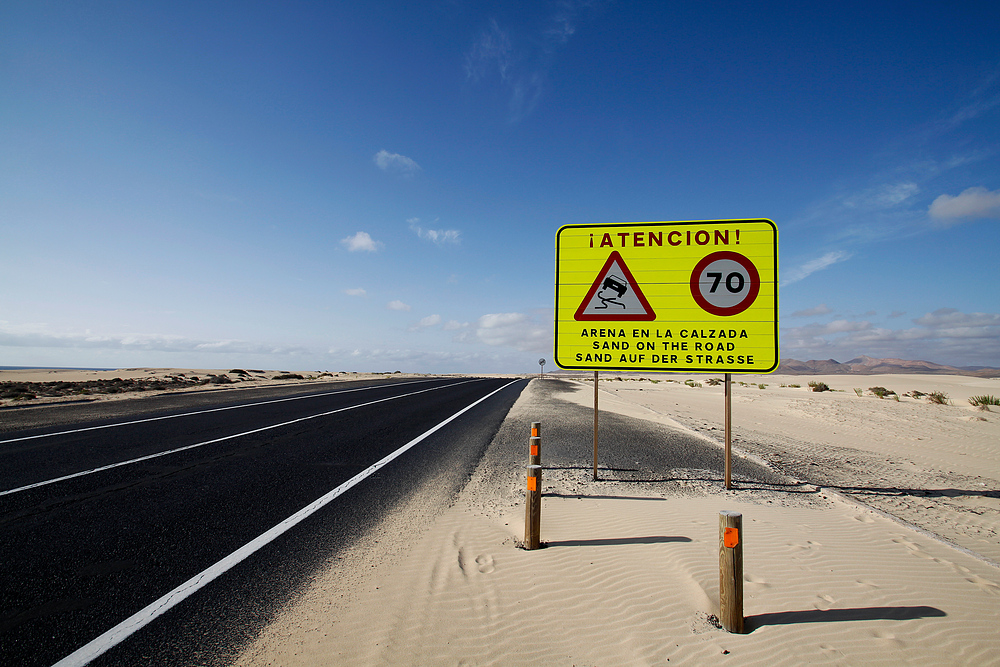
<box><xmin>574</xmin><ymin>251</ymin><xmax>656</xmax><ymax>321</ymax></box>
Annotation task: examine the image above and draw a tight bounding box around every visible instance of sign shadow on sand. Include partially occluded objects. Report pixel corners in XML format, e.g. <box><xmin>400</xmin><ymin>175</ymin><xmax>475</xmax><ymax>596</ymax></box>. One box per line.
<box><xmin>543</xmin><ymin>535</ymin><xmax>693</xmax><ymax>548</ymax></box>
<box><xmin>745</xmin><ymin>605</ymin><xmax>946</xmax><ymax>632</ymax></box>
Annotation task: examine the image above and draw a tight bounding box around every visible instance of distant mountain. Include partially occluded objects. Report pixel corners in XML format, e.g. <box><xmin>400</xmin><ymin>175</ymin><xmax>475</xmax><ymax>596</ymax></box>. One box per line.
<box><xmin>777</xmin><ymin>355</ymin><xmax>1000</xmax><ymax>377</ymax></box>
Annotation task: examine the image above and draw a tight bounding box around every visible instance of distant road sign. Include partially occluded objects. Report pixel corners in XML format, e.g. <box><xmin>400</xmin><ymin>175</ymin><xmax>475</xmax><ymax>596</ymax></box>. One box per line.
<box><xmin>554</xmin><ymin>219</ymin><xmax>778</xmax><ymax>373</ymax></box>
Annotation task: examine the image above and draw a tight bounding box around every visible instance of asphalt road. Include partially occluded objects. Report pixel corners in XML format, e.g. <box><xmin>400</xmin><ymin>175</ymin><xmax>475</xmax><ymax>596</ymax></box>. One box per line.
<box><xmin>483</xmin><ymin>378</ymin><xmax>791</xmax><ymax>495</ymax></box>
<box><xmin>0</xmin><ymin>376</ymin><xmax>527</xmax><ymax>667</ymax></box>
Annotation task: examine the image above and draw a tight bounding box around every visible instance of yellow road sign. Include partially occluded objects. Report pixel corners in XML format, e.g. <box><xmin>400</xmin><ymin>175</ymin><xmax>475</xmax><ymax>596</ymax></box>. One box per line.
<box><xmin>554</xmin><ymin>219</ymin><xmax>778</xmax><ymax>373</ymax></box>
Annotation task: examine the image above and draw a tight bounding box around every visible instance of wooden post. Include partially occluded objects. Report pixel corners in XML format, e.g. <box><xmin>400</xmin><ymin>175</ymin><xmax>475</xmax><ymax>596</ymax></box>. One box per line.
<box><xmin>524</xmin><ymin>465</ymin><xmax>542</xmax><ymax>549</ymax></box>
<box><xmin>593</xmin><ymin>371</ymin><xmax>599</xmax><ymax>481</ymax></box>
<box><xmin>719</xmin><ymin>510</ymin><xmax>744</xmax><ymax>633</ymax></box>
<box><xmin>725</xmin><ymin>373</ymin><xmax>732</xmax><ymax>490</ymax></box>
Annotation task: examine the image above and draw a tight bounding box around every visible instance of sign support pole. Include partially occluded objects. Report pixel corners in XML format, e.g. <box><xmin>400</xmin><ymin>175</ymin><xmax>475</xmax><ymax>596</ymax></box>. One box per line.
<box><xmin>724</xmin><ymin>373</ymin><xmax>732</xmax><ymax>490</ymax></box>
<box><xmin>593</xmin><ymin>370</ymin><xmax>599</xmax><ymax>481</ymax></box>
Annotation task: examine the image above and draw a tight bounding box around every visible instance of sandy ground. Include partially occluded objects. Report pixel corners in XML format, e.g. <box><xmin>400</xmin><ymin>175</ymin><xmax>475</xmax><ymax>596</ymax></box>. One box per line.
<box><xmin>0</xmin><ymin>367</ymin><xmax>436</xmax><ymax>385</ymax></box>
<box><xmin>234</xmin><ymin>374</ymin><xmax>1000</xmax><ymax>666</ymax></box>
<box><xmin>0</xmin><ymin>367</ymin><xmax>442</xmax><ymax>407</ymax></box>
<box><xmin>580</xmin><ymin>373</ymin><xmax>1000</xmax><ymax>565</ymax></box>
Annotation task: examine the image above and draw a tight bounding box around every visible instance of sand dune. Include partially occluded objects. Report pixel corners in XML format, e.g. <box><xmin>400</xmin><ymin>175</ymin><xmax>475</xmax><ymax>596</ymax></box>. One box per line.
<box><xmin>0</xmin><ymin>367</ymin><xmax>429</xmax><ymax>406</ymax></box>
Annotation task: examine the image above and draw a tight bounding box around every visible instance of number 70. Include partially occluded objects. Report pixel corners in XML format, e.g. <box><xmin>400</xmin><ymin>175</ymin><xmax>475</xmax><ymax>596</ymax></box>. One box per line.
<box><xmin>706</xmin><ymin>272</ymin><xmax>746</xmax><ymax>293</ymax></box>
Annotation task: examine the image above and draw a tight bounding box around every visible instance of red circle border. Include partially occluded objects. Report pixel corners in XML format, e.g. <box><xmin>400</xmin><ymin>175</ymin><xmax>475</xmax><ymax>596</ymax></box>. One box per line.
<box><xmin>689</xmin><ymin>251</ymin><xmax>761</xmax><ymax>317</ymax></box>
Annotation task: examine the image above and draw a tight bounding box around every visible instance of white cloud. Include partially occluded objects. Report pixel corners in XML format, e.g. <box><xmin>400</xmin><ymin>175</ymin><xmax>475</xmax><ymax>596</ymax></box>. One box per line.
<box><xmin>0</xmin><ymin>322</ymin><xmax>308</xmax><ymax>356</ymax></box>
<box><xmin>780</xmin><ymin>308</ymin><xmax>1000</xmax><ymax>367</ymax></box>
<box><xmin>410</xmin><ymin>314</ymin><xmax>442</xmax><ymax>330</ymax></box>
<box><xmin>913</xmin><ymin>308</ymin><xmax>1000</xmax><ymax>329</ymax></box>
<box><xmin>546</xmin><ymin>9</ymin><xmax>577</xmax><ymax>45</ymax></box>
<box><xmin>791</xmin><ymin>304</ymin><xmax>833</xmax><ymax>317</ymax></box>
<box><xmin>782</xmin><ymin>251</ymin><xmax>851</xmax><ymax>286</ymax></box>
<box><xmin>340</xmin><ymin>231</ymin><xmax>383</xmax><ymax>252</ymax></box>
<box><xmin>374</xmin><ymin>150</ymin><xmax>421</xmax><ymax>175</ymax></box>
<box><xmin>443</xmin><ymin>320</ymin><xmax>467</xmax><ymax>331</ymax></box>
<box><xmin>408</xmin><ymin>218</ymin><xmax>461</xmax><ymax>245</ymax></box>
<box><xmin>343</xmin><ymin>288</ymin><xmax>367</xmax><ymax>297</ymax></box>
<box><xmin>464</xmin><ymin>19</ymin><xmax>512</xmax><ymax>83</ymax></box>
<box><xmin>941</xmin><ymin>89</ymin><xmax>1000</xmax><ymax>131</ymax></box>
<box><xmin>804</xmin><ymin>320</ymin><xmax>873</xmax><ymax>335</ymax></box>
<box><xmin>928</xmin><ymin>186</ymin><xmax>1000</xmax><ymax>224</ymax></box>
<box><xmin>387</xmin><ymin>300</ymin><xmax>411</xmax><ymax>311</ymax></box>
<box><xmin>843</xmin><ymin>182</ymin><xmax>920</xmax><ymax>210</ymax></box>
<box><xmin>464</xmin><ymin>4</ymin><xmax>600</xmax><ymax>123</ymax></box>
<box><xmin>461</xmin><ymin>312</ymin><xmax>550</xmax><ymax>353</ymax></box>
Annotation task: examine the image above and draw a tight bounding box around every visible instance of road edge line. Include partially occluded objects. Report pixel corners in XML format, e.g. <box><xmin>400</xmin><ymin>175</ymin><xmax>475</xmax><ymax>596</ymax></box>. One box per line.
<box><xmin>50</xmin><ymin>379</ymin><xmax>520</xmax><ymax>667</ymax></box>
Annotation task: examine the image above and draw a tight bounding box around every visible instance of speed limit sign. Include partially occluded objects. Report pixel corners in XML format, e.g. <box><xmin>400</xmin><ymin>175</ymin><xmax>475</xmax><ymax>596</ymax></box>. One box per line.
<box><xmin>690</xmin><ymin>251</ymin><xmax>761</xmax><ymax>316</ymax></box>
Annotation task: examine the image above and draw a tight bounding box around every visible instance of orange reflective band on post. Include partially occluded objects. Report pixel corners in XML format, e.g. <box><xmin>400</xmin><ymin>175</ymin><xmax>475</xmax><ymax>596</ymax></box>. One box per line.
<box><xmin>531</xmin><ymin>427</ymin><xmax>539</xmax><ymax>437</ymax></box>
<box><xmin>530</xmin><ymin>444</ymin><xmax>539</xmax><ymax>456</ymax></box>
<box><xmin>527</xmin><ymin>476</ymin><xmax>537</xmax><ymax>492</ymax></box>
<box><xmin>724</xmin><ymin>527</ymin><xmax>739</xmax><ymax>548</ymax></box>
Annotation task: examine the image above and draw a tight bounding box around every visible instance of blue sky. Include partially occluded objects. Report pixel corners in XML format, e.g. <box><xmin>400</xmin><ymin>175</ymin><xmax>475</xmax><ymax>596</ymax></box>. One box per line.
<box><xmin>2</xmin><ymin>1</ymin><xmax>999</xmax><ymax>373</ymax></box>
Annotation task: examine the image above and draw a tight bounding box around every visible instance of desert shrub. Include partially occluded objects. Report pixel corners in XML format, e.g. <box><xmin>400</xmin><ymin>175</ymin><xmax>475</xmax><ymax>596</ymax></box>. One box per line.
<box><xmin>969</xmin><ymin>394</ymin><xmax>1000</xmax><ymax>406</ymax></box>
<box><xmin>808</xmin><ymin>381</ymin><xmax>830</xmax><ymax>392</ymax></box>
<box><xmin>969</xmin><ymin>395</ymin><xmax>999</xmax><ymax>410</ymax></box>
<box><xmin>788</xmin><ymin>383</ymin><xmax>800</xmax><ymax>388</ymax></box>
<box><xmin>905</xmin><ymin>390</ymin><xmax>926</xmax><ymax>399</ymax></box>
<box><xmin>854</xmin><ymin>388</ymin><xmax>863</xmax><ymax>396</ymax></box>
<box><xmin>927</xmin><ymin>391</ymin><xmax>949</xmax><ymax>405</ymax></box>
<box><xmin>273</xmin><ymin>373</ymin><xmax>305</xmax><ymax>380</ymax></box>
<box><xmin>705</xmin><ymin>378</ymin><xmax>722</xmax><ymax>386</ymax></box>
<box><xmin>869</xmin><ymin>386</ymin><xmax>896</xmax><ymax>399</ymax></box>
<box><xmin>684</xmin><ymin>379</ymin><xmax>702</xmax><ymax>387</ymax></box>
<box><xmin>1</xmin><ymin>383</ymin><xmax>36</xmax><ymax>400</ymax></box>
<box><xmin>758</xmin><ymin>383</ymin><xmax>767</xmax><ymax>389</ymax></box>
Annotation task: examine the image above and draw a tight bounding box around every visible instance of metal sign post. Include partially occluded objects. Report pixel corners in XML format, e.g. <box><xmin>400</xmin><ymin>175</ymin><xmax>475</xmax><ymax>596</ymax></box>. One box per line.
<box><xmin>725</xmin><ymin>373</ymin><xmax>732</xmax><ymax>489</ymax></box>
<box><xmin>593</xmin><ymin>370</ymin><xmax>599</xmax><ymax>481</ymax></box>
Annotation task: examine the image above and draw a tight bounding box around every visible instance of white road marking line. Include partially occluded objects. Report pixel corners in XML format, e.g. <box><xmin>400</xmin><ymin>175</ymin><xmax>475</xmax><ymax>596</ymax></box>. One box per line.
<box><xmin>0</xmin><ymin>379</ymin><xmax>479</xmax><ymax>497</ymax></box>
<box><xmin>0</xmin><ymin>378</ymin><xmax>438</xmax><ymax>445</ymax></box>
<box><xmin>50</xmin><ymin>379</ymin><xmax>519</xmax><ymax>667</ymax></box>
